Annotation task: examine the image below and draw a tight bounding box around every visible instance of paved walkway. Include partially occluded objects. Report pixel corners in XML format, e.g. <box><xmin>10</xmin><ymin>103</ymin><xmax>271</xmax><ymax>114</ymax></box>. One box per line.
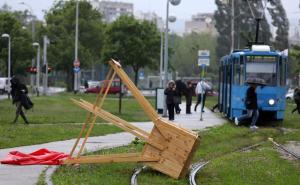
<box><xmin>0</xmin><ymin>102</ymin><xmax>225</xmax><ymax>185</ymax></box>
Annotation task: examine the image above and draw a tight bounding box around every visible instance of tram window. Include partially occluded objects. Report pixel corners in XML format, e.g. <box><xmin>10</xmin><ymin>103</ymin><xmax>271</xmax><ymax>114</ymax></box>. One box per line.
<box><xmin>226</xmin><ymin>65</ymin><xmax>231</xmax><ymax>84</ymax></box>
<box><xmin>233</xmin><ymin>58</ymin><xmax>240</xmax><ymax>85</ymax></box>
<box><xmin>240</xmin><ymin>57</ymin><xmax>244</xmax><ymax>85</ymax></box>
<box><xmin>246</xmin><ymin>55</ymin><xmax>277</xmax><ymax>86</ymax></box>
<box><xmin>246</xmin><ymin>62</ymin><xmax>277</xmax><ymax>86</ymax></box>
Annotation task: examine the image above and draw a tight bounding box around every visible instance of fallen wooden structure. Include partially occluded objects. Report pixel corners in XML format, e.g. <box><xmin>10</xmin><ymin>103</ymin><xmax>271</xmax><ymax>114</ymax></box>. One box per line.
<box><xmin>64</xmin><ymin>59</ymin><xmax>200</xmax><ymax>179</ymax></box>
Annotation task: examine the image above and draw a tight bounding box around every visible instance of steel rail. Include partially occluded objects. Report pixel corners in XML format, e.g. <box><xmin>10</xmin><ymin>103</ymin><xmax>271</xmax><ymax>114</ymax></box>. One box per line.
<box><xmin>189</xmin><ymin>161</ymin><xmax>209</xmax><ymax>185</ymax></box>
<box><xmin>131</xmin><ymin>166</ymin><xmax>147</xmax><ymax>185</ymax></box>
<box><xmin>269</xmin><ymin>138</ymin><xmax>300</xmax><ymax>160</ymax></box>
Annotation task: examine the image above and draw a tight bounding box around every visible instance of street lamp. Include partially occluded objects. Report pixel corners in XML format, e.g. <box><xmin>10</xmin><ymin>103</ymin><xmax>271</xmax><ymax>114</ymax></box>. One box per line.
<box><xmin>74</xmin><ymin>0</ymin><xmax>80</xmax><ymax>93</ymax></box>
<box><xmin>162</xmin><ymin>0</ymin><xmax>181</xmax><ymax>116</ymax></box>
<box><xmin>33</xmin><ymin>42</ymin><xmax>40</xmax><ymax>96</ymax></box>
<box><xmin>19</xmin><ymin>2</ymin><xmax>36</xmax><ymax>89</ymax></box>
<box><xmin>159</xmin><ymin>16</ymin><xmax>177</xmax><ymax>88</ymax></box>
<box><xmin>1</xmin><ymin>33</ymin><xmax>11</xmax><ymax>98</ymax></box>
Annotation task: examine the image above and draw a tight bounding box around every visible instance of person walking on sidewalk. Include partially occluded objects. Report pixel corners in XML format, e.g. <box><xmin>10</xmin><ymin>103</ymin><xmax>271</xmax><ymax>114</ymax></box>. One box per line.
<box><xmin>235</xmin><ymin>83</ymin><xmax>259</xmax><ymax>129</ymax></box>
<box><xmin>292</xmin><ymin>87</ymin><xmax>300</xmax><ymax>114</ymax></box>
<box><xmin>10</xmin><ymin>77</ymin><xmax>31</xmax><ymax>124</ymax></box>
<box><xmin>164</xmin><ymin>80</ymin><xmax>177</xmax><ymax>121</ymax></box>
<box><xmin>194</xmin><ymin>79</ymin><xmax>211</xmax><ymax>113</ymax></box>
<box><xmin>185</xmin><ymin>81</ymin><xmax>193</xmax><ymax>114</ymax></box>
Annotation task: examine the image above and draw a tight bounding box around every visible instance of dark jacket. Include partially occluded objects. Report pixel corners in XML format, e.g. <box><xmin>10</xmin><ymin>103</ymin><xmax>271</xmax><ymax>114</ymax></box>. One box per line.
<box><xmin>11</xmin><ymin>78</ymin><xmax>28</xmax><ymax>104</ymax></box>
<box><xmin>164</xmin><ymin>87</ymin><xmax>177</xmax><ymax>105</ymax></box>
<box><xmin>294</xmin><ymin>88</ymin><xmax>300</xmax><ymax>104</ymax></box>
<box><xmin>185</xmin><ymin>85</ymin><xmax>193</xmax><ymax>106</ymax></box>
<box><xmin>245</xmin><ymin>86</ymin><xmax>258</xmax><ymax>109</ymax></box>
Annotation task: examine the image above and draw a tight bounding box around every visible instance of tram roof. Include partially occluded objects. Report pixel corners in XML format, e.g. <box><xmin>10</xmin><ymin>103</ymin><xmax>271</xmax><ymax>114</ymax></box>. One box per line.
<box><xmin>219</xmin><ymin>48</ymin><xmax>287</xmax><ymax>64</ymax></box>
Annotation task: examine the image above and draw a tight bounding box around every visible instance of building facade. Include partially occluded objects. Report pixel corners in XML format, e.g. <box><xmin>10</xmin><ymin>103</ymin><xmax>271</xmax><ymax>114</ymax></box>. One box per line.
<box><xmin>185</xmin><ymin>13</ymin><xmax>217</xmax><ymax>35</ymax></box>
<box><xmin>91</xmin><ymin>0</ymin><xmax>133</xmax><ymax>23</ymax></box>
<box><xmin>135</xmin><ymin>11</ymin><xmax>164</xmax><ymax>31</ymax></box>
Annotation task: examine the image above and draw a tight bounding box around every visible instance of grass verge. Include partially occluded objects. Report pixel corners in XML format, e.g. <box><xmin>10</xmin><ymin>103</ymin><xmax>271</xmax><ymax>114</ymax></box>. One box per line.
<box><xmin>50</xmin><ymin>97</ymin><xmax>300</xmax><ymax>185</ymax></box>
<box><xmin>0</xmin><ymin>93</ymin><xmax>155</xmax><ymax>148</ymax></box>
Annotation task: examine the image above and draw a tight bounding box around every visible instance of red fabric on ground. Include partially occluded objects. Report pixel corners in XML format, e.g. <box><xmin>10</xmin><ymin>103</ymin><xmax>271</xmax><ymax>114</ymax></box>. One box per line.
<box><xmin>0</xmin><ymin>148</ymin><xmax>69</xmax><ymax>165</ymax></box>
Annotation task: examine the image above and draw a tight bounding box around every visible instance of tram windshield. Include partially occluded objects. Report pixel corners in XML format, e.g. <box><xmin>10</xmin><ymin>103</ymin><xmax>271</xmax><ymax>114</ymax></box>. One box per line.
<box><xmin>246</xmin><ymin>56</ymin><xmax>277</xmax><ymax>86</ymax></box>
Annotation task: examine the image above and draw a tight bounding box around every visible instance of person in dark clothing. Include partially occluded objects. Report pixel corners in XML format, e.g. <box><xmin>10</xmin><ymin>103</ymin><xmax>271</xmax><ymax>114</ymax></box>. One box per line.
<box><xmin>210</xmin><ymin>103</ymin><xmax>219</xmax><ymax>112</ymax></box>
<box><xmin>174</xmin><ymin>80</ymin><xmax>186</xmax><ymax>114</ymax></box>
<box><xmin>185</xmin><ymin>81</ymin><xmax>193</xmax><ymax>114</ymax></box>
<box><xmin>292</xmin><ymin>87</ymin><xmax>300</xmax><ymax>114</ymax></box>
<box><xmin>10</xmin><ymin>77</ymin><xmax>29</xmax><ymax>124</ymax></box>
<box><xmin>235</xmin><ymin>83</ymin><xmax>259</xmax><ymax>129</ymax></box>
<box><xmin>164</xmin><ymin>80</ymin><xmax>177</xmax><ymax>121</ymax></box>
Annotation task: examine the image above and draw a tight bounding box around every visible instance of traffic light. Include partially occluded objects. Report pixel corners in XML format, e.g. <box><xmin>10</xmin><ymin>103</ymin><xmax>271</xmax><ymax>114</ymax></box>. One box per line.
<box><xmin>42</xmin><ymin>65</ymin><xmax>53</xmax><ymax>73</ymax></box>
<box><xmin>26</xmin><ymin>66</ymin><xmax>37</xmax><ymax>74</ymax></box>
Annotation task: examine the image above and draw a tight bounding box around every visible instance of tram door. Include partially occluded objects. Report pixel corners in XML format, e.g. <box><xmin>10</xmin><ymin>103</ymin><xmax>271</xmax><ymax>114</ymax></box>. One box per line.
<box><xmin>222</xmin><ymin>61</ymin><xmax>227</xmax><ymax>113</ymax></box>
<box><xmin>226</xmin><ymin>61</ymin><xmax>233</xmax><ymax>117</ymax></box>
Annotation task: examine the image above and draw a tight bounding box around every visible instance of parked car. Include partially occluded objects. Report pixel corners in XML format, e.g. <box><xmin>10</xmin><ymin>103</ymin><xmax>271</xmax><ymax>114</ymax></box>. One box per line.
<box><xmin>85</xmin><ymin>79</ymin><xmax>126</xmax><ymax>94</ymax></box>
<box><xmin>286</xmin><ymin>88</ymin><xmax>294</xmax><ymax>100</ymax></box>
<box><xmin>0</xmin><ymin>77</ymin><xmax>9</xmax><ymax>94</ymax></box>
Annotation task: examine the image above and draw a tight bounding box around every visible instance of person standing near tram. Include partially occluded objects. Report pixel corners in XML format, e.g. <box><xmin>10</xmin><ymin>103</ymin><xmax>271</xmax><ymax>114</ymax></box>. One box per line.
<box><xmin>194</xmin><ymin>79</ymin><xmax>211</xmax><ymax>113</ymax></box>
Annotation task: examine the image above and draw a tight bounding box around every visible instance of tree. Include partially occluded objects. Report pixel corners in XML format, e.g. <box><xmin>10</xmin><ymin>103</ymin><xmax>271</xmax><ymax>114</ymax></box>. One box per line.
<box><xmin>170</xmin><ymin>32</ymin><xmax>218</xmax><ymax>82</ymax></box>
<box><xmin>0</xmin><ymin>12</ymin><xmax>34</xmax><ymax>77</ymax></box>
<box><xmin>290</xmin><ymin>45</ymin><xmax>300</xmax><ymax>82</ymax></box>
<box><xmin>102</xmin><ymin>15</ymin><xmax>160</xmax><ymax>85</ymax></box>
<box><xmin>44</xmin><ymin>0</ymin><xmax>105</xmax><ymax>91</ymax></box>
<box><xmin>268</xmin><ymin>0</ymin><xmax>289</xmax><ymax>50</ymax></box>
<box><xmin>214</xmin><ymin>0</ymin><xmax>274</xmax><ymax>59</ymax></box>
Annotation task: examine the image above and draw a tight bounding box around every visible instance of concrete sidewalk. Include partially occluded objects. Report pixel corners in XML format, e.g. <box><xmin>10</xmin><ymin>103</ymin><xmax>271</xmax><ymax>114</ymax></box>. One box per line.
<box><xmin>0</xmin><ymin>102</ymin><xmax>225</xmax><ymax>185</ymax></box>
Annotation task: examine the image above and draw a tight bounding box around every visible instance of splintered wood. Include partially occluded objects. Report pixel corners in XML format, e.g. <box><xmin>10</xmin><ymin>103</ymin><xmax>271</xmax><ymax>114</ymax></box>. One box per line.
<box><xmin>64</xmin><ymin>59</ymin><xmax>200</xmax><ymax>179</ymax></box>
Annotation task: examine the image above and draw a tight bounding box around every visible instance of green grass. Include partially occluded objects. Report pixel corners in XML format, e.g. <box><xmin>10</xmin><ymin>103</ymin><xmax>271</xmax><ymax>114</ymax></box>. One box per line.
<box><xmin>49</xmin><ymin>96</ymin><xmax>300</xmax><ymax>185</ymax></box>
<box><xmin>0</xmin><ymin>123</ymin><xmax>122</xmax><ymax>149</ymax></box>
<box><xmin>0</xmin><ymin>93</ymin><xmax>155</xmax><ymax>124</ymax></box>
<box><xmin>0</xmin><ymin>93</ymin><xmax>155</xmax><ymax>148</ymax></box>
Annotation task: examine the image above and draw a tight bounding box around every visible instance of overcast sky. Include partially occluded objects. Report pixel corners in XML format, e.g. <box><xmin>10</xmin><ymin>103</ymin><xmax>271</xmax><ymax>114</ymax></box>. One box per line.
<box><xmin>1</xmin><ymin>0</ymin><xmax>299</xmax><ymax>33</ymax></box>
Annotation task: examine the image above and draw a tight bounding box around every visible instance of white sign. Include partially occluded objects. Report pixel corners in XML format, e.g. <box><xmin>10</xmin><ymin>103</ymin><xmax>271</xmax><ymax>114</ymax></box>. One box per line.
<box><xmin>198</xmin><ymin>50</ymin><xmax>210</xmax><ymax>66</ymax></box>
<box><xmin>156</xmin><ymin>88</ymin><xmax>164</xmax><ymax>113</ymax></box>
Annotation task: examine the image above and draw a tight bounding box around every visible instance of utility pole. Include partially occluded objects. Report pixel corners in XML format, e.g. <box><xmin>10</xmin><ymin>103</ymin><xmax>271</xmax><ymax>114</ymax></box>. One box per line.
<box><xmin>43</xmin><ymin>36</ymin><xmax>49</xmax><ymax>95</ymax></box>
<box><xmin>74</xmin><ymin>1</ymin><xmax>79</xmax><ymax>93</ymax></box>
<box><xmin>160</xmin><ymin>29</ymin><xmax>164</xmax><ymax>88</ymax></box>
<box><xmin>33</xmin><ymin>42</ymin><xmax>40</xmax><ymax>96</ymax></box>
<box><xmin>231</xmin><ymin>0</ymin><xmax>235</xmax><ymax>52</ymax></box>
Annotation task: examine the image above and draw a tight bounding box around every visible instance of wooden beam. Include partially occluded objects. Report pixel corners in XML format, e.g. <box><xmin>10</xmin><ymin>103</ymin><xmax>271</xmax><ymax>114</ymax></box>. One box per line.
<box><xmin>73</xmin><ymin>99</ymin><xmax>149</xmax><ymax>140</ymax></box>
<box><xmin>63</xmin><ymin>153</ymin><xmax>160</xmax><ymax>164</ymax></box>
<box><xmin>109</xmin><ymin>60</ymin><xmax>159</xmax><ymax>122</ymax></box>
<box><xmin>69</xmin><ymin>68</ymin><xmax>114</xmax><ymax>157</ymax></box>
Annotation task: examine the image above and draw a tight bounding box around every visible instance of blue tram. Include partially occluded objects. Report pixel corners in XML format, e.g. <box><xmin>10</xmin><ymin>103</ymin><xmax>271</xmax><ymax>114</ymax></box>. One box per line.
<box><xmin>218</xmin><ymin>45</ymin><xmax>288</xmax><ymax>120</ymax></box>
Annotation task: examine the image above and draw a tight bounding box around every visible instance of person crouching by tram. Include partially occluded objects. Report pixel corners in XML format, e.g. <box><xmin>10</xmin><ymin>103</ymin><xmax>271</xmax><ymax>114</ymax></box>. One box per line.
<box><xmin>164</xmin><ymin>80</ymin><xmax>177</xmax><ymax>121</ymax></box>
<box><xmin>292</xmin><ymin>87</ymin><xmax>300</xmax><ymax>114</ymax></box>
<box><xmin>235</xmin><ymin>83</ymin><xmax>259</xmax><ymax>129</ymax></box>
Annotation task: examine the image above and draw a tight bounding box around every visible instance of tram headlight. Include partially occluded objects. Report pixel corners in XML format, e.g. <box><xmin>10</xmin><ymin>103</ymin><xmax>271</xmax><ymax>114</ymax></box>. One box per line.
<box><xmin>268</xmin><ymin>99</ymin><xmax>275</xmax><ymax>106</ymax></box>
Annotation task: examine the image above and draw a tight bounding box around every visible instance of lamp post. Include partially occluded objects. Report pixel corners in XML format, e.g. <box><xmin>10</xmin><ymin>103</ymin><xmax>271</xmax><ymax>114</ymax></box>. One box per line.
<box><xmin>231</xmin><ymin>0</ymin><xmax>234</xmax><ymax>52</ymax></box>
<box><xmin>159</xmin><ymin>29</ymin><xmax>164</xmax><ymax>88</ymax></box>
<box><xmin>1</xmin><ymin>33</ymin><xmax>11</xmax><ymax>99</ymax></box>
<box><xmin>43</xmin><ymin>36</ymin><xmax>50</xmax><ymax>95</ymax></box>
<box><xmin>19</xmin><ymin>2</ymin><xmax>36</xmax><ymax>90</ymax></box>
<box><xmin>162</xmin><ymin>0</ymin><xmax>181</xmax><ymax>117</ymax></box>
<box><xmin>74</xmin><ymin>1</ymin><xmax>79</xmax><ymax>93</ymax></box>
<box><xmin>33</xmin><ymin>42</ymin><xmax>40</xmax><ymax>96</ymax></box>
